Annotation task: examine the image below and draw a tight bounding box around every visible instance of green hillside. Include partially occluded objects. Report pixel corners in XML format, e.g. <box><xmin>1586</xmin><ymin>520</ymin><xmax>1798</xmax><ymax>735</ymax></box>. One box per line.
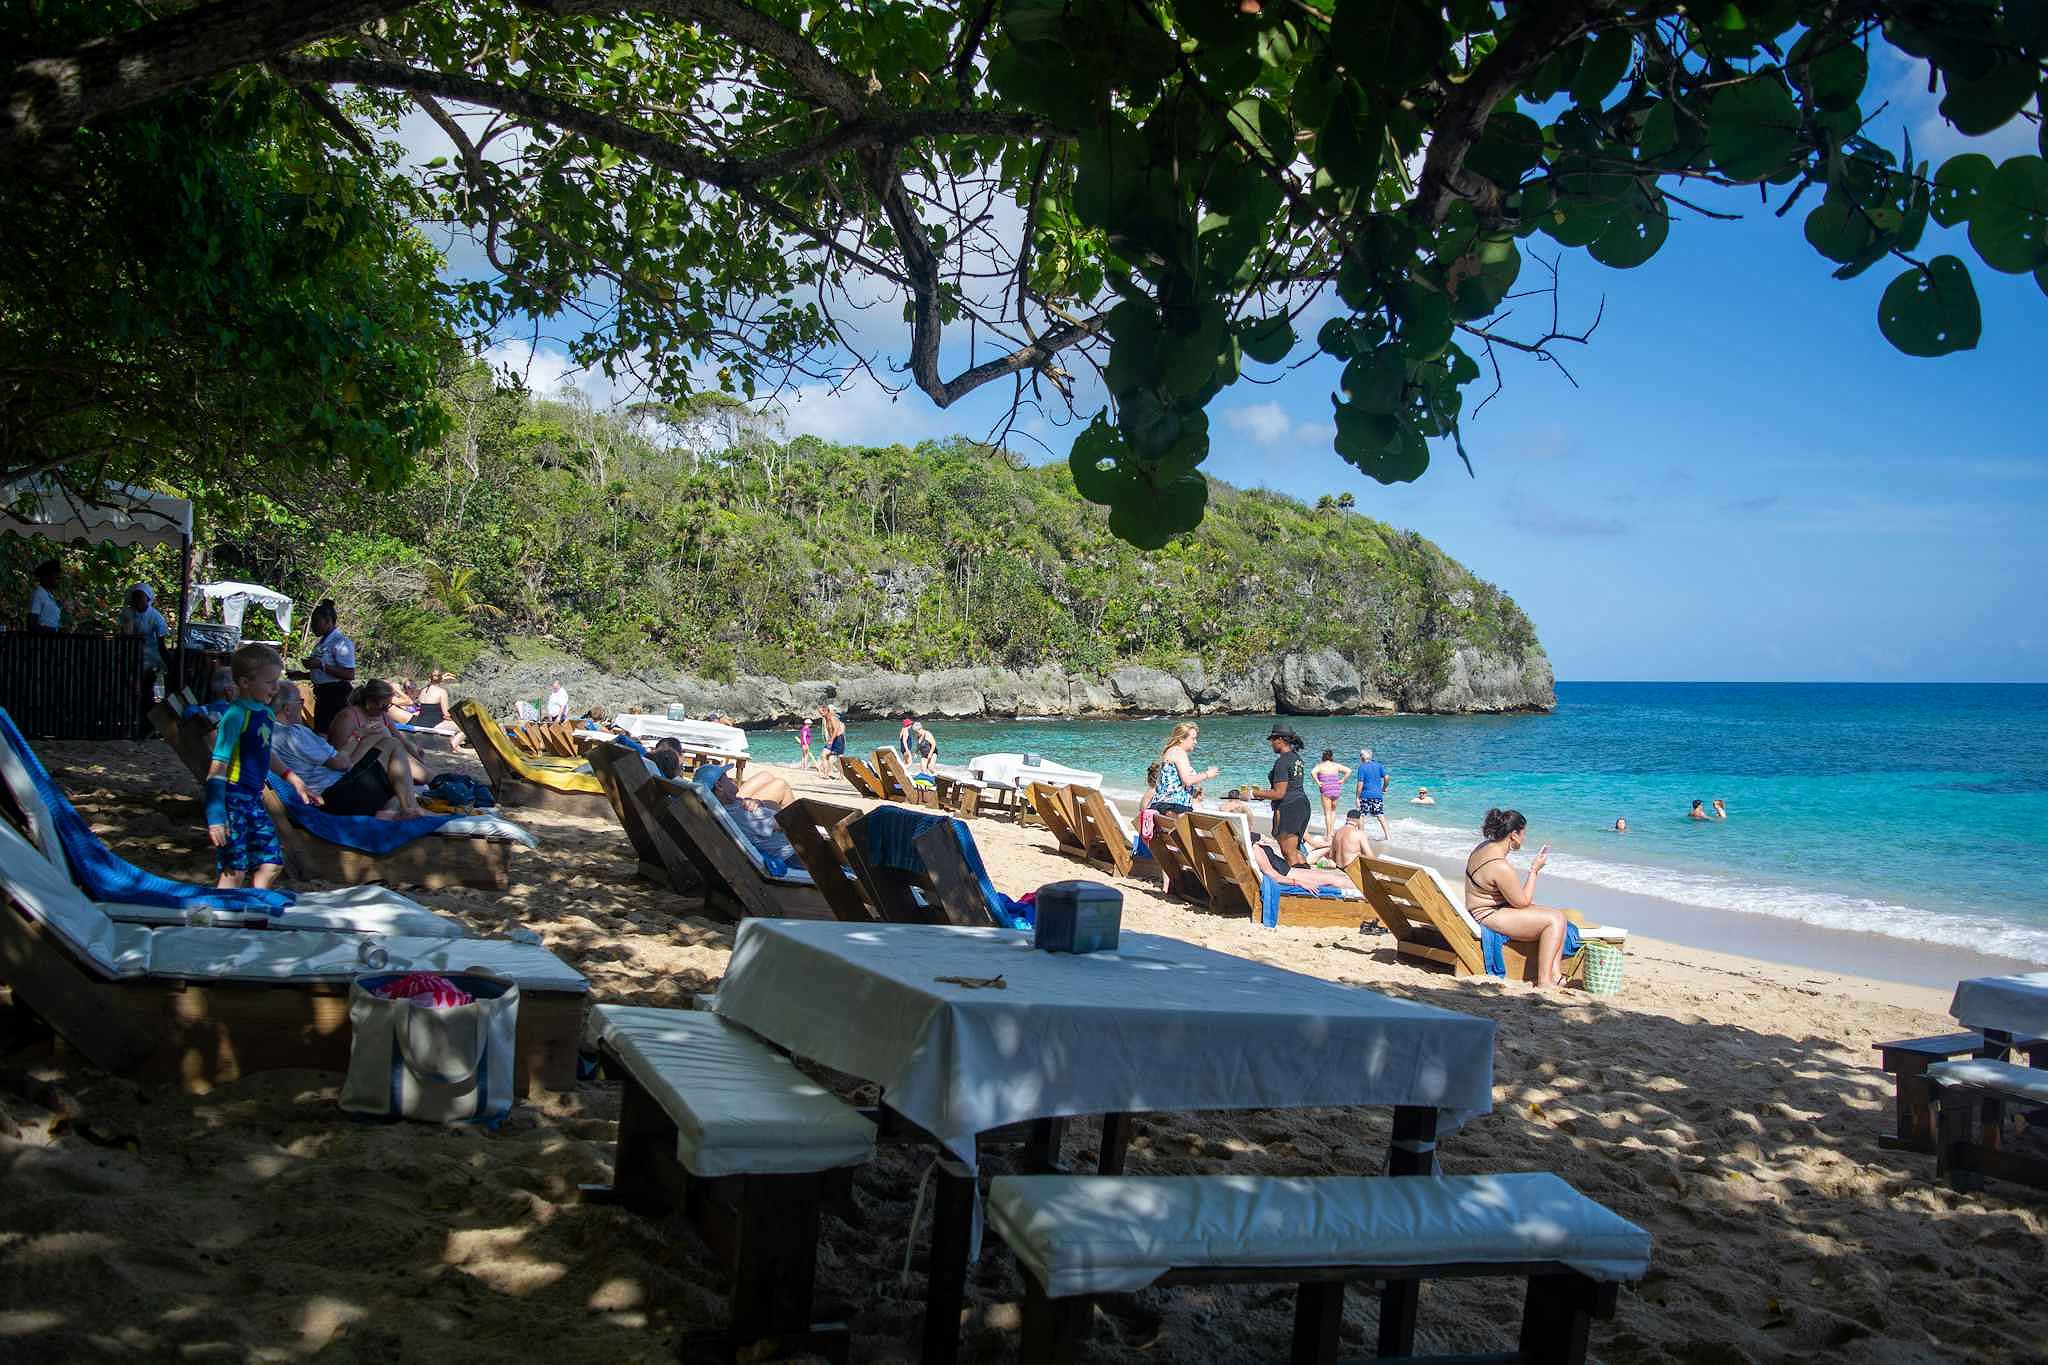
<box><xmin>61</xmin><ymin>375</ymin><xmax>1545</xmax><ymax>706</ymax></box>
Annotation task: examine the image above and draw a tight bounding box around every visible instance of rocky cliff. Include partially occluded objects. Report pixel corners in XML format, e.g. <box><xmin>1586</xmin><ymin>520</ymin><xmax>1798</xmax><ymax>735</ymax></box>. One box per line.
<box><xmin>462</xmin><ymin>643</ymin><xmax>1554</xmax><ymax>726</ymax></box>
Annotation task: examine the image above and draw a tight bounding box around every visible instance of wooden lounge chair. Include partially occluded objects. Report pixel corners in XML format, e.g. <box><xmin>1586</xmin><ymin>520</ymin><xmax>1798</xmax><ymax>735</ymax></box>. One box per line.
<box><xmin>779</xmin><ymin>801</ymin><xmax>1005</xmax><ymax>927</ymax></box>
<box><xmin>587</xmin><ymin>742</ymin><xmax>702</xmax><ymax>893</ymax></box>
<box><xmin>1025</xmin><ymin>782</ymin><xmax>1089</xmax><ymax>861</ymax></box>
<box><xmin>158</xmin><ymin>706</ymin><xmax>520</xmax><ymax>892</ymax></box>
<box><xmin>1350</xmin><ymin>855</ymin><xmax>1624</xmax><ymax>982</ymax></box>
<box><xmin>873</xmin><ymin>747</ymin><xmax>936</xmax><ymax>807</ymax></box>
<box><xmin>1065</xmin><ymin>786</ymin><xmax>1154</xmax><ymax>880</ymax></box>
<box><xmin>651</xmin><ymin>778</ymin><xmax>833</xmax><ymax>922</ymax></box>
<box><xmin>0</xmin><ymin>817</ymin><xmax>588</xmax><ymax>1093</ymax></box>
<box><xmin>774</xmin><ymin>798</ymin><xmax>883</xmax><ymax>922</ymax></box>
<box><xmin>453</xmin><ymin>698</ymin><xmax>609</xmax><ymax>812</ymax></box>
<box><xmin>1147</xmin><ymin>813</ymin><xmax>1214</xmax><ymax>903</ymax></box>
<box><xmin>839</xmin><ymin>754</ymin><xmax>888</xmax><ymax>800</ymax></box>
<box><xmin>1182</xmin><ymin>818</ymin><xmax>1369</xmax><ymax>928</ymax></box>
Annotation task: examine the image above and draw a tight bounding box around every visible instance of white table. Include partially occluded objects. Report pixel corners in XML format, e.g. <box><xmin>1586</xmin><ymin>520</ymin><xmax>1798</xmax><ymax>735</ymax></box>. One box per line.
<box><xmin>1950</xmin><ymin>971</ymin><xmax>2048</xmax><ymax>1049</ymax></box>
<box><xmin>714</xmin><ymin>920</ymin><xmax>1497</xmax><ymax>1364</ymax></box>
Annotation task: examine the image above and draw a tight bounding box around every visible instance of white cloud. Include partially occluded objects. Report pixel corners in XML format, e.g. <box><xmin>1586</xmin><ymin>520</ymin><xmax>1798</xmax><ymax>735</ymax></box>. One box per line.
<box><xmin>1220</xmin><ymin>401</ymin><xmax>1331</xmax><ymax>450</ymax></box>
<box><xmin>776</xmin><ymin>373</ymin><xmax>954</xmax><ymax>446</ymax></box>
<box><xmin>482</xmin><ymin>338</ymin><xmax>649</xmax><ymax>409</ymax></box>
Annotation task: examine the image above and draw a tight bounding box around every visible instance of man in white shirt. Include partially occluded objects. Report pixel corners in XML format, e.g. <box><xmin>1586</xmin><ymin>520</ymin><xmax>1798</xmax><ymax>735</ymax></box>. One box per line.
<box><xmin>272</xmin><ymin>682</ymin><xmax>423</xmax><ymax>818</ymax></box>
<box><xmin>27</xmin><ymin>559</ymin><xmax>61</xmax><ymax>632</ymax></box>
<box><xmin>302</xmin><ymin>599</ymin><xmax>357</xmax><ymax>734</ymax></box>
<box><xmin>119</xmin><ymin>583</ymin><xmax>169</xmax><ymax>687</ymax></box>
<box><xmin>544</xmin><ymin>679</ymin><xmax>569</xmax><ymax>722</ymax></box>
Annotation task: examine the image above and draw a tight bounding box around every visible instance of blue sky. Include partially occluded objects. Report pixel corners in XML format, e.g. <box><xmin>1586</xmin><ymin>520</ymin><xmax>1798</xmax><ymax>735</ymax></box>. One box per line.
<box><xmin>456</xmin><ymin>54</ymin><xmax>2045</xmax><ymax>685</ymax></box>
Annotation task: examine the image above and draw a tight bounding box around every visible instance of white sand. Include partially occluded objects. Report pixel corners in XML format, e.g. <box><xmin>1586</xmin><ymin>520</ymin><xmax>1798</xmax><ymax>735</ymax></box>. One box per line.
<box><xmin>2</xmin><ymin>742</ymin><xmax>2044</xmax><ymax>1363</ymax></box>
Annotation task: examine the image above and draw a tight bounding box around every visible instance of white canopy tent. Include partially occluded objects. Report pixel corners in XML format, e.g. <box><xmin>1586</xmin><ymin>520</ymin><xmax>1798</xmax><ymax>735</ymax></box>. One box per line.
<box><xmin>1</xmin><ymin>477</ymin><xmax>196</xmax><ymax>689</ymax></box>
<box><xmin>195</xmin><ymin>580</ymin><xmax>293</xmax><ymax>637</ymax></box>
<box><xmin>0</xmin><ymin>478</ymin><xmax>192</xmax><ymax>549</ymax></box>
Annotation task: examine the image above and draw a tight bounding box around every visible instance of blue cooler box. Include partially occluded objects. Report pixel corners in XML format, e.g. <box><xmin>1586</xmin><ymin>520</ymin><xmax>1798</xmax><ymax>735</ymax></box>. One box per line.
<box><xmin>1033</xmin><ymin>879</ymin><xmax>1123</xmax><ymax>954</ymax></box>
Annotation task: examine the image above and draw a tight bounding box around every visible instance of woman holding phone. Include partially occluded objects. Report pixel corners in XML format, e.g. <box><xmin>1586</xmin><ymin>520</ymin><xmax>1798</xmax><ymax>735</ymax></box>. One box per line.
<box><xmin>1464</xmin><ymin>808</ymin><xmax>1574</xmax><ymax>988</ymax></box>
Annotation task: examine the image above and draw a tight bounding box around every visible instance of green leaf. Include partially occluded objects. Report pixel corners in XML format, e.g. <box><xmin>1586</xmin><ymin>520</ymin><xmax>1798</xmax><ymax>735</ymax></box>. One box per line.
<box><xmin>1465</xmin><ymin>112</ymin><xmax>1545</xmax><ymax>189</ymax></box>
<box><xmin>1931</xmin><ymin>153</ymin><xmax>1996</xmax><ymax>226</ymax></box>
<box><xmin>1939</xmin><ymin>52</ymin><xmax>2040</xmax><ymax>136</ymax></box>
<box><xmin>1588</xmin><ymin>190</ymin><xmax>1670</xmax><ymax>268</ymax></box>
<box><xmin>1709</xmin><ymin>77</ymin><xmax>1802</xmax><ymax>181</ymax></box>
<box><xmin>1341</xmin><ymin>345</ymin><xmax>1407</xmax><ymax>412</ymax></box>
<box><xmin>1448</xmin><ymin>233</ymin><xmax>1523</xmax><ymax>315</ymax></box>
<box><xmin>1237</xmin><ymin>314</ymin><xmax>1295</xmax><ymax>365</ymax></box>
<box><xmin>1068</xmin><ymin>412</ymin><xmax>1134</xmax><ymax>504</ymax></box>
<box><xmin>1332</xmin><ymin>0</ymin><xmax>1447</xmax><ymax>90</ymax></box>
<box><xmin>1317</xmin><ymin>316</ymin><xmax>1357</xmax><ymax>359</ymax></box>
<box><xmin>1808</xmin><ymin>40</ymin><xmax>1868</xmax><ymax>111</ymax></box>
<box><xmin>1391</xmin><ymin>281</ymin><xmax>1454</xmax><ymax>359</ymax></box>
<box><xmin>1877</xmin><ymin>255</ymin><xmax>1982</xmax><ymax>356</ymax></box>
<box><xmin>1317</xmin><ymin>87</ymin><xmax>1386</xmax><ymax>187</ymax></box>
<box><xmin>1571</xmin><ymin>31</ymin><xmax>1632</xmax><ymax>110</ymax></box>
<box><xmin>1967</xmin><ymin>155</ymin><xmax>2048</xmax><ymax>273</ymax></box>
<box><xmin>1636</xmin><ymin>102</ymin><xmax>1678</xmax><ymax>161</ymax></box>
<box><xmin>1804</xmin><ymin>193</ymin><xmax>1879</xmax><ymax>264</ymax></box>
<box><xmin>1108</xmin><ymin>475</ymin><xmax>1208</xmax><ymax>550</ymax></box>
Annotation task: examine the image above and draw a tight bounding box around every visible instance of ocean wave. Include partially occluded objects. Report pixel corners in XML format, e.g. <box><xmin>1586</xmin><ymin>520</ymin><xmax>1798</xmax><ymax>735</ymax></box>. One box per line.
<box><xmin>1381</xmin><ymin>814</ymin><xmax>2048</xmax><ymax>964</ymax></box>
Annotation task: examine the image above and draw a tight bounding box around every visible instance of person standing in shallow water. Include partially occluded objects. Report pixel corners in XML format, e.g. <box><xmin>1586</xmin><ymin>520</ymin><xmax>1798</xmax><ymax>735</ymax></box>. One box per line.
<box><xmin>1688</xmin><ymin>800</ymin><xmax>1711</xmax><ymax>821</ymax></box>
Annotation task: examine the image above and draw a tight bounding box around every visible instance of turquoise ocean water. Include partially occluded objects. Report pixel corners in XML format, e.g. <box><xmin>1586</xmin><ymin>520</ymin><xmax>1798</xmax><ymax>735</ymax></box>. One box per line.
<box><xmin>817</xmin><ymin>683</ymin><xmax>2048</xmax><ymax>963</ymax></box>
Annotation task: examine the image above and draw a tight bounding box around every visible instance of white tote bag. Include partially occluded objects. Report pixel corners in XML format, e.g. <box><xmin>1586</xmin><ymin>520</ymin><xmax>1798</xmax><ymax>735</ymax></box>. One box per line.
<box><xmin>340</xmin><ymin>969</ymin><xmax>519</xmax><ymax>1124</ymax></box>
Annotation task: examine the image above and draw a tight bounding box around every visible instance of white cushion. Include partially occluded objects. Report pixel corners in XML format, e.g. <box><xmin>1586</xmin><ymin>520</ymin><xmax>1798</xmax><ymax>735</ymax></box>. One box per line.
<box><xmin>141</xmin><ymin>930</ymin><xmax>589</xmax><ymax>993</ymax></box>
<box><xmin>0</xmin><ymin>736</ymin><xmax>60</xmax><ymax>864</ymax></box>
<box><xmin>987</xmin><ymin>1172</ymin><xmax>1653</xmax><ymax>1298</ymax></box>
<box><xmin>593</xmin><ymin>1004</ymin><xmax>875</xmax><ymax>1177</ymax></box>
<box><xmin>1929</xmin><ymin>1058</ymin><xmax>2048</xmax><ymax>1105</ymax></box>
<box><xmin>100</xmin><ymin>896</ymin><xmax>468</xmax><ymax>939</ymax></box>
<box><xmin>0</xmin><ymin>817</ymin><xmax>123</xmax><ymax>974</ymax></box>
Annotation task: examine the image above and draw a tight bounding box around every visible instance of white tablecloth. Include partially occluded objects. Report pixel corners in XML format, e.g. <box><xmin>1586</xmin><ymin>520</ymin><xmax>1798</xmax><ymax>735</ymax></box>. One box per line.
<box><xmin>714</xmin><ymin>921</ymin><xmax>1496</xmax><ymax>1166</ymax></box>
<box><xmin>1951</xmin><ymin>972</ymin><xmax>2048</xmax><ymax>1039</ymax></box>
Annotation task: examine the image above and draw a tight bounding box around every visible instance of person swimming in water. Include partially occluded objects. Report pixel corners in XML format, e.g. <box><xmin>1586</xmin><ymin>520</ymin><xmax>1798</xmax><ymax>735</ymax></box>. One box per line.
<box><xmin>1712</xmin><ymin>798</ymin><xmax>1728</xmax><ymax>820</ymax></box>
<box><xmin>1688</xmin><ymin>800</ymin><xmax>1711</xmax><ymax>821</ymax></box>
<box><xmin>1613</xmin><ymin>817</ymin><xmax>1628</xmax><ymax>834</ymax></box>
<box><xmin>1412</xmin><ymin>787</ymin><xmax>1435</xmax><ymax>805</ymax></box>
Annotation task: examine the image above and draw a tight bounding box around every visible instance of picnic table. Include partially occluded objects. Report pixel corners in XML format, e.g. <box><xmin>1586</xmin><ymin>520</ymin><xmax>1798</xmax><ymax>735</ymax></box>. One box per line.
<box><xmin>1951</xmin><ymin>971</ymin><xmax>2048</xmax><ymax>1053</ymax></box>
<box><xmin>713</xmin><ymin>920</ymin><xmax>1497</xmax><ymax>1364</ymax></box>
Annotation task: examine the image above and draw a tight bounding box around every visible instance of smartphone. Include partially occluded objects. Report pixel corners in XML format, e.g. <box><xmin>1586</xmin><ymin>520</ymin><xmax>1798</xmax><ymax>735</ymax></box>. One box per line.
<box><xmin>1538</xmin><ymin>844</ymin><xmax>1551</xmax><ymax>859</ymax></box>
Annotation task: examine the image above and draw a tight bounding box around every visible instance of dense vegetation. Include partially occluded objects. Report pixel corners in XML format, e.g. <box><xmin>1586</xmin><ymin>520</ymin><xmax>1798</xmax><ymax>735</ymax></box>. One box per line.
<box><xmin>17</xmin><ymin>375</ymin><xmax>1537</xmax><ymax>698</ymax></box>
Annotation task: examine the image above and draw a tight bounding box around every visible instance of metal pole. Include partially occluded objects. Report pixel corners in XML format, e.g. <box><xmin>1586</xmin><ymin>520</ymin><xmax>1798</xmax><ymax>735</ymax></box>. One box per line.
<box><xmin>174</xmin><ymin>533</ymin><xmax>193</xmax><ymax>694</ymax></box>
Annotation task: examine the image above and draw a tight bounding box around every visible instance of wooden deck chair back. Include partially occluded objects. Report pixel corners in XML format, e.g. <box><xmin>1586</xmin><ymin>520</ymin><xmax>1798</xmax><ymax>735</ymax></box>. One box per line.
<box><xmin>839</xmin><ymin>753</ymin><xmax>887</xmax><ymax>799</ymax></box>
<box><xmin>589</xmin><ymin>744</ymin><xmax>696</xmax><ymax>892</ymax></box>
<box><xmin>1353</xmin><ymin>857</ymin><xmax>1483</xmax><ymax>975</ymax></box>
<box><xmin>931</xmin><ymin>774</ymin><xmax>981</xmax><ymax>818</ymax></box>
<box><xmin>909</xmin><ymin>820</ymin><xmax>1005</xmax><ymax>927</ymax></box>
<box><xmin>1025</xmin><ymin>782</ymin><xmax>1087</xmax><ymax>858</ymax></box>
<box><xmin>829</xmin><ymin>806</ymin><xmax>1001</xmax><ymax>927</ymax></box>
<box><xmin>1183</xmin><ymin>814</ymin><xmax>1262</xmax><ymax>916</ymax></box>
<box><xmin>1149</xmin><ymin>813</ymin><xmax>1213</xmax><ymax>903</ymax></box>
<box><xmin>1066</xmin><ymin>786</ymin><xmax>1135</xmax><ymax>877</ymax></box>
<box><xmin>651</xmin><ymin>780</ymin><xmax>831</xmax><ymax>922</ymax></box>
<box><xmin>775</xmin><ymin>799</ymin><xmax>882</xmax><ymax>923</ymax></box>
<box><xmin>873</xmin><ymin>747</ymin><xmax>935</xmax><ymax>807</ymax></box>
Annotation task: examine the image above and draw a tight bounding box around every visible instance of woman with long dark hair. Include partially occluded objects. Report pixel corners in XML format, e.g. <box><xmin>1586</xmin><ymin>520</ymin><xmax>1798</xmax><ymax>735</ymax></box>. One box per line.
<box><xmin>1464</xmin><ymin>808</ymin><xmax>1573</xmax><ymax>987</ymax></box>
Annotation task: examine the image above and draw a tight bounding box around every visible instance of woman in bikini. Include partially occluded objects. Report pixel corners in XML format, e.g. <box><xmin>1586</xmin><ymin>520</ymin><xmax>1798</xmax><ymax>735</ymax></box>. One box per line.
<box><xmin>1464</xmin><ymin>808</ymin><xmax>1573</xmax><ymax>988</ymax></box>
<box><xmin>1310</xmin><ymin>749</ymin><xmax>1352</xmax><ymax>844</ymax></box>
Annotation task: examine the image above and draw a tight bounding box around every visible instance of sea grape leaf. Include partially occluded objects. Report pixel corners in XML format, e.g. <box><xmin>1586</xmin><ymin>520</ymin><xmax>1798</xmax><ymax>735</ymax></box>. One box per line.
<box><xmin>1333</xmin><ymin>0</ymin><xmax>1447</xmax><ymax>90</ymax></box>
<box><xmin>1965</xmin><ymin>155</ymin><xmax>2048</xmax><ymax>273</ymax></box>
<box><xmin>1931</xmin><ymin>152</ymin><xmax>1997</xmax><ymax>225</ymax></box>
<box><xmin>1877</xmin><ymin>255</ymin><xmax>1982</xmax><ymax>356</ymax></box>
<box><xmin>1571</xmin><ymin>30</ymin><xmax>1633</xmax><ymax>109</ymax></box>
<box><xmin>1938</xmin><ymin>52</ymin><xmax>2040</xmax><ymax>136</ymax></box>
<box><xmin>1237</xmin><ymin>314</ymin><xmax>1295</xmax><ymax>365</ymax></box>
<box><xmin>1709</xmin><ymin>77</ymin><xmax>1802</xmax><ymax>181</ymax></box>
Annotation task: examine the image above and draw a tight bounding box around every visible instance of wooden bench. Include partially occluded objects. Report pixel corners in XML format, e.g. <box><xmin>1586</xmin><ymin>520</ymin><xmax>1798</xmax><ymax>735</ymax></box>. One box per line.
<box><xmin>987</xmin><ymin>1171</ymin><xmax>1651</xmax><ymax>1364</ymax></box>
<box><xmin>1875</xmin><ymin>1031</ymin><xmax>2047</xmax><ymax>1153</ymax></box>
<box><xmin>1929</xmin><ymin>1057</ymin><xmax>2048</xmax><ymax>1193</ymax></box>
<box><xmin>581</xmin><ymin>1004</ymin><xmax>877</xmax><ymax>1363</ymax></box>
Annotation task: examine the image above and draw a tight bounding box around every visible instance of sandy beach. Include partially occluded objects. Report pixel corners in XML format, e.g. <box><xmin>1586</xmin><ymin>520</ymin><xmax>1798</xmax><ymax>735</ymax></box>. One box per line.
<box><xmin>4</xmin><ymin>738</ymin><xmax>2046</xmax><ymax>1363</ymax></box>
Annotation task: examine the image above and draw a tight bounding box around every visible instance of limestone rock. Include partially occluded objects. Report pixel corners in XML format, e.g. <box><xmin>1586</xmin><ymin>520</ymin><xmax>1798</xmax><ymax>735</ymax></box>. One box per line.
<box><xmin>1107</xmin><ymin>666</ymin><xmax>1192</xmax><ymax>714</ymax></box>
<box><xmin>1273</xmin><ymin>649</ymin><xmax>1367</xmax><ymax>715</ymax></box>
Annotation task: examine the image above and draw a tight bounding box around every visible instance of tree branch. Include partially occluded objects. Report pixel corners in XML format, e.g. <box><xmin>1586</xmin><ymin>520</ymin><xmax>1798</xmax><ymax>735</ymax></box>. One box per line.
<box><xmin>0</xmin><ymin>0</ymin><xmax>420</xmax><ymax>164</ymax></box>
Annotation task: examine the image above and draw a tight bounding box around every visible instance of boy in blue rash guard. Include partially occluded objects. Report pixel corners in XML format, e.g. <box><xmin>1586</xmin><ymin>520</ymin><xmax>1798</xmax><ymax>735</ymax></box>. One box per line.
<box><xmin>205</xmin><ymin>643</ymin><xmax>319</xmax><ymax>889</ymax></box>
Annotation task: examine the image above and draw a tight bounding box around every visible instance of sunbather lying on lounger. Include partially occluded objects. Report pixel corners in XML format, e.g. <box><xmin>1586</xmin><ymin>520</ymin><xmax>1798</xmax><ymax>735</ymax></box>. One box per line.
<box><xmin>1251</xmin><ymin>837</ymin><xmax>1358</xmax><ymax>894</ymax></box>
<box><xmin>327</xmin><ymin>680</ymin><xmax>434</xmax><ymax>785</ymax></box>
<box><xmin>709</xmin><ymin>770</ymin><xmax>800</xmax><ymax>864</ymax></box>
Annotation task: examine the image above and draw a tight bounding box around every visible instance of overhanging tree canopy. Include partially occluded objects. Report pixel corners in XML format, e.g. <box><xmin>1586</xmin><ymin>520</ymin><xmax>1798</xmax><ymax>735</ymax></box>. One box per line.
<box><xmin>3</xmin><ymin>0</ymin><xmax>2042</xmax><ymax>546</ymax></box>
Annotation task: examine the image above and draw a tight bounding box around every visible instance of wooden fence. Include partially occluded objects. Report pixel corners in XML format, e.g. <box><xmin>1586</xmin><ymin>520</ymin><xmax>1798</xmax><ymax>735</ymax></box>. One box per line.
<box><xmin>0</xmin><ymin>633</ymin><xmax>145</xmax><ymax>739</ymax></box>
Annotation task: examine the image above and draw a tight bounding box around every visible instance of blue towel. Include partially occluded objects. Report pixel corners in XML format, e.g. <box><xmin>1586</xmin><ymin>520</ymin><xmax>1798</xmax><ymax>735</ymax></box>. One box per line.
<box><xmin>611</xmin><ymin>734</ymin><xmax>649</xmax><ymax>757</ymax></box>
<box><xmin>861</xmin><ymin>806</ymin><xmax>1030</xmax><ymax>929</ymax></box>
<box><xmin>265</xmin><ymin>774</ymin><xmax>467</xmax><ymax>855</ymax></box>
<box><xmin>1254</xmin><ymin>872</ymin><xmax>1354</xmax><ymax>928</ymax></box>
<box><xmin>1482</xmin><ymin>921</ymin><xmax>1583</xmax><ymax>977</ymax></box>
<box><xmin>0</xmin><ymin>708</ymin><xmax>293</xmax><ymax>912</ymax></box>
<box><xmin>1132</xmin><ymin>834</ymin><xmax>1150</xmax><ymax>860</ymax></box>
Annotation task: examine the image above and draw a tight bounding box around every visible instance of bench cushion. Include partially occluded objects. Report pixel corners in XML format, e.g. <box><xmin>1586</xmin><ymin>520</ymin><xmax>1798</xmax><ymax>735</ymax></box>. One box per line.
<box><xmin>987</xmin><ymin>1173</ymin><xmax>1653</xmax><ymax>1298</ymax></box>
<box><xmin>593</xmin><ymin>1004</ymin><xmax>875</xmax><ymax>1178</ymax></box>
<box><xmin>1928</xmin><ymin>1058</ymin><xmax>2048</xmax><ymax>1105</ymax></box>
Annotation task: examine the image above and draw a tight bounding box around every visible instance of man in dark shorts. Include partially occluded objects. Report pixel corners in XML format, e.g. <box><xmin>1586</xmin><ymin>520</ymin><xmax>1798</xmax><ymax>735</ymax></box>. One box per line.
<box><xmin>1249</xmin><ymin>724</ymin><xmax>1311</xmax><ymax>867</ymax></box>
<box><xmin>1354</xmin><ymin>746</ymin><xmax>1391</xmax><ymax>842</ymax></box>
<box><xmin>820</xmin><ymin>704</ymin><xmax>847</xmax><ymax>774</ymax></box>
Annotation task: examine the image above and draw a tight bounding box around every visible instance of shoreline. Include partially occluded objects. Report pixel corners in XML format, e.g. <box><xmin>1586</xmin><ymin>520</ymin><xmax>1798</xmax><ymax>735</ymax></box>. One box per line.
<box><xmin>1089</xmin><ymin>789</ymin><xmax>2045</xmax><ymax>995</ymax></box>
